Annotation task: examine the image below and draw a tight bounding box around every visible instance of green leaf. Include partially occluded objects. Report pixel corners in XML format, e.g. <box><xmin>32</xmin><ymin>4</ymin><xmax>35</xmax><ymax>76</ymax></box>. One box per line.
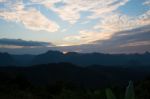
<box><xmin>125</xmin><ymin>81</ymin><xmax>135</xmax><ymax>99</ymax></box>
<box><xmin>106</xmin><ymin>88</ymin><xmax>117</xmax><ymax>99</ymax></box>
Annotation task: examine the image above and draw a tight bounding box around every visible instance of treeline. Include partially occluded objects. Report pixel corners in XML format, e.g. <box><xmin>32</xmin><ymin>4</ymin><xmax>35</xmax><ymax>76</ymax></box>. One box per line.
<box><xmin>0</xmin><ymin>72</ymin><xmax>150</xmax><ymax>99</ymax></box>
<box><xmin>0</xmin><ymin>64</ymin><xmax>150</xmax><ymax>99</ymax></box>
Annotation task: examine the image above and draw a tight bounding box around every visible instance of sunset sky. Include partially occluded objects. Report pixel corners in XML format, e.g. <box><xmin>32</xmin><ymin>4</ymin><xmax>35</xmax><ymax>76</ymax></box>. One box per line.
<box><xmin>0</xmin><ymin>0</ymin><xmax>150</xmax><ymax>54</ymax></box>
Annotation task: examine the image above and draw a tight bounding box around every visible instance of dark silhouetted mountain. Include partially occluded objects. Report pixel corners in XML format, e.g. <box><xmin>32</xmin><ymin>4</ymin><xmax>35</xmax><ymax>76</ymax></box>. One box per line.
<box><xmin>31</xmin><ymin>51</ymin><xmax>150</xmax><ymax>66</ymax></box>
<box><xmin>31</xmin><ymin>50</ymin><xmax>64</xmax><ymax>65</ymax></box>
<box><xmin>12</xmin><ymin>54</ymin><xmax>35</xmax><ymax>66</ymax></box>
<box><xmin>0</xmin><ymin>52</ymin><xmax>15</xmax><ymax>66</ymax></box>
<box><xmin>0</xmin><ymin>50</ymin><xmax>150</xmax><ymax>66</ymax></box>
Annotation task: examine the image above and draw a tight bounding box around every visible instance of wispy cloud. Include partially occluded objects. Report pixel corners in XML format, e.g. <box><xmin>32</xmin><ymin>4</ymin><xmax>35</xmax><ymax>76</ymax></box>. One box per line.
<box><xmin>64</xmin><ymin>30</ymin><xmax>114</xmax><ymax>45</ymax></box>
<box><xmin>49</xmin><ymin>0</ymin><xmax>129</xmax><ymax>24</ymax></box>
<box><xmin>1</xmin><ymin>0</ymin><xmax>129</xmax><ymax>24</ymax></box>
<box><xmin>0</xmin><ymin>0</ymin><xmax>59</xmax><ymax>32</ymax></box>
<box><xmin>94</xmin><ymin>10</ymin><xmax>150</xmax><ymax>32</ymax></box>
<box><xmin>63</xmin><ymin>9</ymin><xmax>150</xmax><ymax>45</ymax></box>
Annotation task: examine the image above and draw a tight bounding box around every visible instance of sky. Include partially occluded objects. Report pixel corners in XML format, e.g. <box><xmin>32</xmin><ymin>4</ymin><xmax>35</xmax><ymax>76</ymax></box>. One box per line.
<box><xmin>0</xmin><ymin>0</ymin><xmax>150</xmax><ymax>54</ymax></box>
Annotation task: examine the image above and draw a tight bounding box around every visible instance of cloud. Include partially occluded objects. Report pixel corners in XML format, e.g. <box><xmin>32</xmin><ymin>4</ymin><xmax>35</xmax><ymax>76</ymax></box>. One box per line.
<box><xmin>0</xmin><ymin>26</ymin><xmax>149</xmax><ymax>54</ymax></box>
<box><xmin>0</xmin><ymin>0</ymin><xmax>150</xmax><ymax>48</ymax></box>
<box><xmin>120</xmin><ymin>41</ymin><xmax>150</xmax><ymax>47</ymax></box>
<box><xmin>0</xmin><ymin>0</ymin><xmax>59</xmax><ymax>32</ymax></box>
<box><xmin>87</xmin><ymin>0</ymin><xmax>129</xmax><ymax>19</ymax></box>
<box><xmin>37</xmin><ymin>0</ymin><xmax>129</xmax><ymax>24</ymax></box>
<box><xmin>0</xmin><ymin>0</ymin><xmax>6</xmax><ymax>2</ymax></box>
<box><xmin>143</xmin><ymin>0</ymin><xmax>150</xmax><ymax>6</ymax></box>
<box><xmin>63</xmin><ymin>9</ymin><xmax>150</xmax><ymax>45</ymax></box>
<box><xmin>93</xmin><ymin>25</ymin><xmax>150</xmax><ymax>49</ymax></box>
<box><xmin>94</xmin><ymin>13</ymin><xmax>136</xmax><ymax>32</ymax></box>
<box><xmin>0</xmin><ymin>38</ymin><xmax>54</xmax><ymax>48</ymax></box>
<box><xmin>94</xmin><ymin>9</ymin><xmax>150</xmax><ymax>32</ymax></box>
<box><xmin>58</xmin><ymin>0</ymin><xmax>150</xmax><ymax>46</ymax></box>
<box><xmin>59</xmin><ymin>25</ymin><xmax>150</xmax><ymax>53</ymax></box>
<box><xmin>64</xmin><ymin>30</ymin><xmax>114</xmax><ymax>45</ymax></box>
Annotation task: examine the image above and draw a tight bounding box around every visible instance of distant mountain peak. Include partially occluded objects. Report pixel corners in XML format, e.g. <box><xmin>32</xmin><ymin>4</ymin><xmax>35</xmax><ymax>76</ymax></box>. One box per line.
<box><xmin>0</xmin><ymin>52</ymin><xmax>9</xmax><ymax>55</ymax></box>
<box><xmin>64</xmin><ymin>52</ymin><xmax>78</xmax><ymax>55</ymax></box>
<box><xmin>144</xmin><ymin>51</ymin><xmax>150</xmax><ymax>54</ymax></box>
<box><xmin>45</xmin><ymin>50</ymin><xmax>63</xmax><ymax>54</ymax></box>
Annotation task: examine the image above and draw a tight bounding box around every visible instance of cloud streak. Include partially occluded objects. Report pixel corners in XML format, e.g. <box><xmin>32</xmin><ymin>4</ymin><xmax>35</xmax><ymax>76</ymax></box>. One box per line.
<box><xmin>0</xmin><ymin>38</ymin><xmax>53</xmax><ymax>48</ymax></box>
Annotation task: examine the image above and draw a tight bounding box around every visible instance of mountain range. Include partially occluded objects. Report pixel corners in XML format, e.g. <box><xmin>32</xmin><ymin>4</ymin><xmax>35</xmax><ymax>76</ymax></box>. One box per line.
<box><xmin>0</xmin><ymin>50</ymin><xmax>150</xmax><ymax>66</ymax></box>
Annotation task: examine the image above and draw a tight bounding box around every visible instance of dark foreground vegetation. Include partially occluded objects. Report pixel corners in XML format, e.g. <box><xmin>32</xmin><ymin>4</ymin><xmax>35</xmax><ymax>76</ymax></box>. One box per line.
<box><xmin>0</xmin><ymin>63</ymin><xmax>150</xmax><ymax>99</ymax></box>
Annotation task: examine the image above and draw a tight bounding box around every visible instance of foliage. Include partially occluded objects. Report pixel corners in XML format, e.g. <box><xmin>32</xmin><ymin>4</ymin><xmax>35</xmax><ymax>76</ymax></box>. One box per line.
<box><xmin>0</xmin><ymin>71</ymin><xmax>150</xmax><ymax>99</ymax></box>
<box><xmin>125</xmin><ymin>81</ymin><xmax>135</xmax><ymax>99</ymax></box>
<box><xmin>106</xmin><ymin>89</ymin><xmax>117</xmax><ymax>99</ymax></box>
<box><xmin>106</xmin><ymin>81</ymin><xmax>135</xmax><ymax>99</ymax></box>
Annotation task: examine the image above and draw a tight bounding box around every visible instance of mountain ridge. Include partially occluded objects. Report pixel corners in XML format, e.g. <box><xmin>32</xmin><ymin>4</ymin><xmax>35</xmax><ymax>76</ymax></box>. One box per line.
<box><xmin>0</xmin><ymin>50</ymin><xmax>150</xmax><ymax>66</ymax></box>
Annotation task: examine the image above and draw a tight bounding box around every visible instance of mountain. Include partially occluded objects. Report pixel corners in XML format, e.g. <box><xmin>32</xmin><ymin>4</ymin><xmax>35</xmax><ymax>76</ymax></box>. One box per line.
<box><xmin>0</xmin><ymin>50</ymin><xmax>150</xmax><ymax>66</ymax></box>
<box><xmin>0</xmin><ymin>52</ymin><xmax>15</xmax><ymax>66</ymax></box>
<box><xmin>31</xmin><ymin>50</ymin><xmax>150</xmax><ymax>66</ymax></box>
<box><xmin>31</xmin><ymin>50</ymin><xmax>64</xmax><ymax>65</ymax></box>
<box><xmin>12</xmin><ymin>54</ymin><xmax>35</xmax><ymax>66</ymax></box>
